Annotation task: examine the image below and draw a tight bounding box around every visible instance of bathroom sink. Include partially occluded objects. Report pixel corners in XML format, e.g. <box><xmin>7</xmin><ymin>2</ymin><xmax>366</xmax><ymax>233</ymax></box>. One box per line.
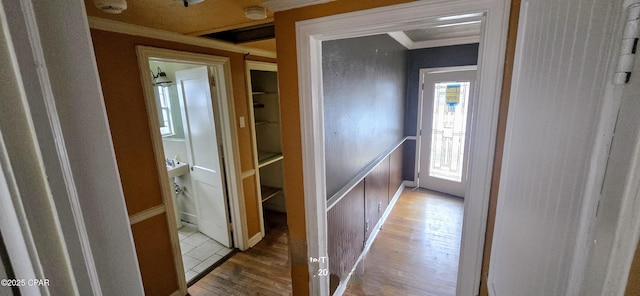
<box><xmin>167</xmin><ymin>162</ymin><xmax>189</xmax><ymax>178</ymax></box>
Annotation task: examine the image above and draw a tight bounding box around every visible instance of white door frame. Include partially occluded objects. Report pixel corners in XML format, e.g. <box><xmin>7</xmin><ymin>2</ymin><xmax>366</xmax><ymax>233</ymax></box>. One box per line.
<box><xmin>417</xmin><ymin>66</ymin><xmax>478</xmax><ymax>197</ymax></box>
<box><xmin>245</xmin><ymin>60</ymin><xmax>280</xmax><ymax>243</ymax></box>
<box><xmin>296</xmin><ymin>1</ymin><xmax>510</xmax><ymax>295</ymax></box>
<box><xmin>136</xmin><ymin>46</ymin><xmax>248</xmax><ymax>292</ymax></box>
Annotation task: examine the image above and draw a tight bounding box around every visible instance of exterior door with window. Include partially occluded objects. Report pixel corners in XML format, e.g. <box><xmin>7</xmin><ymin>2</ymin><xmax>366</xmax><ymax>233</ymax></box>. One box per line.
<box><xmin>419</xmin><ymin>69</ymin><xmax>476</xmax><ymax>197</ymax></box>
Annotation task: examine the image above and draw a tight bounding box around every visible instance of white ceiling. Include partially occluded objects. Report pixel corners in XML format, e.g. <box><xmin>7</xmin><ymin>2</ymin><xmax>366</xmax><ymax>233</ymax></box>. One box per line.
<box><xmin>388</xmin><ymin>13</ymin><xmax>483</xmax><ymax>49</ymax></box>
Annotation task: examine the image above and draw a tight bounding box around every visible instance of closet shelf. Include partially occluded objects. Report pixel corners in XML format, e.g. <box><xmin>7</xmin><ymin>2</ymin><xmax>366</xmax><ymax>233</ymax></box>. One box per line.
<box><xmin>258</xmin><ymin>151</ymin><xmax>283</xmax><ymax>168</ymax></box>
<box><xmin>261</xmin><ymin>186</ymin><xmax>282</xmax><ymax>202</ymax></box>
<box><xmin>254</xmin><ymin>121</ymin><xmax>279</xmax><ymax>126</ymax></box>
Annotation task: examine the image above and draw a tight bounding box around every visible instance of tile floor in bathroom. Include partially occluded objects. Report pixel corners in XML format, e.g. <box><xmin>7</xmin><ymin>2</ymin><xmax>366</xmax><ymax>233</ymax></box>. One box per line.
<box><xmin>178</xmin><ymin>222</ymin><xmax>234</xmax><ymax>282</ymax></box>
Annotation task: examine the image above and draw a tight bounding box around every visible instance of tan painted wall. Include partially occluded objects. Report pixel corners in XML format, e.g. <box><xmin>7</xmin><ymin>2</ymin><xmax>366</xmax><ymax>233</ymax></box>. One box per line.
<box><xmin>627</xmin><ymin>238</ymin><xmax>640</xmax><ymax>296</ymax></box>
<box><xmin>90</xmin><ymin>28</ymin><xmax>273</xmax><ymax>295</ymax></box>
<box><xmin>273</xmin><ymin>1</ymin><xmax>414</xmax><ymax>294</ymax></box>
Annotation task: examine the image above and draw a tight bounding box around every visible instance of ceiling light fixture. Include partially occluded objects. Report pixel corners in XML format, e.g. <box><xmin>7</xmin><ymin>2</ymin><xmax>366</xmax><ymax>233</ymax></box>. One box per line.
<box><xmin>437</xmin><ymin>12</ymin><xmax>484</xmax><ymax>21</ymax></box>
<box><xmin>151</xmin><ymin>67</ymin><xmax>172</xmax><ymax>85</ymax></box>
<box><xmin>435</xmin><ymin>20</ymin><xmax>482</xmax><ymax>28</ymax></box>
<box><xmin>94</xmin><ymin>0</ymin><xmax>127</xmax><ymax>14</ymax></box>
<box><xmin>245</xmin><ymin>6</ymin><xmax>267</xmax><ymax>20</ymax></box>
<box><xmin>176</xmin><ymin>0</ymin><xmax>204</xmax><ymax>8</ymax></box>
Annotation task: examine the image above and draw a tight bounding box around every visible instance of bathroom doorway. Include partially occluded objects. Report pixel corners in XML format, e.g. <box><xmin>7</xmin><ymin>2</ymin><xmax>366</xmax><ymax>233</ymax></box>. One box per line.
<box><xmin>137</xmin><ymin>47</ymin><xmax>247</xmax><ymax>290</ymax></box>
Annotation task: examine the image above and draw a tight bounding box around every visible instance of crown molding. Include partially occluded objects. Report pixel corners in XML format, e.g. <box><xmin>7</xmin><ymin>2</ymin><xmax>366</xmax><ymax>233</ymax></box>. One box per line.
<box><xmin>388</xmin><ymin>31</ymin><xmax>480</xmax><ymax>50</ymax></box>
<box><xmin>262</xmin><ymin>0</ymin><xmax>333</xmax><ymax>12</ymax></box>
<box><xmin>87</xmin><ymin>17</ymin><xmax>277</xmax><ymax>59</ymax></box>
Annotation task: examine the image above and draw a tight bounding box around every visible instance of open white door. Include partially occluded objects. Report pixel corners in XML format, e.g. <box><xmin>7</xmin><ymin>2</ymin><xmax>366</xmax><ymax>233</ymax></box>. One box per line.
<box><xmin>419</xmin><ymin>69</ymin><xmax>476</xmax><ymax>197</ymax></box>
<box><xmin>176</xmin><ymin>66</ymin><xmax>232</xmax><ymax>248</ymax></box>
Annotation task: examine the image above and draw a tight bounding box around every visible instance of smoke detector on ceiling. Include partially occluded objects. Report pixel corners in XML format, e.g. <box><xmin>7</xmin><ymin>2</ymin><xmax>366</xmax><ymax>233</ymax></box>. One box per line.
<box><xmin>93</xmin><ymin>0</ymin><xmax>127</xmax><ymax>14</ymax></box>
<box><xmin>177</xmin><ymin>0</ymin><xmax>205</xmax><ymax>7</ymax></box>
<box><xmin>245</xmin><ymin>6</ymin><xmax>267</xmax><ymax>20</ymax></box>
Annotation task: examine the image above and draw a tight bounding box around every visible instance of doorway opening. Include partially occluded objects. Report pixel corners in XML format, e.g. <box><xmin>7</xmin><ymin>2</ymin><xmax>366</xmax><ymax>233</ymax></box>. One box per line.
<box><xmin>137</xmin><ymin>46</ymin><xmax>247</xmax><ymax>293</ymax></box>
<box><xmin>296</xmin><ymin>1</ymin><xmax>509</xmax><ymax>294</ymax></box>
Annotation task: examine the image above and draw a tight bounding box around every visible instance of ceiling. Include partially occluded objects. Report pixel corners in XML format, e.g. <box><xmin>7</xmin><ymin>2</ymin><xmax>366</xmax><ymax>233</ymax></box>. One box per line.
<box><xmin>85</xmin><ymin>1</ymin><xmax>483</xmax><ymax>53</ymax></box>
<box><xmin>84</xmin><ymin>0</ymin><xmax>274</xmax><ymax>36</ymax></box>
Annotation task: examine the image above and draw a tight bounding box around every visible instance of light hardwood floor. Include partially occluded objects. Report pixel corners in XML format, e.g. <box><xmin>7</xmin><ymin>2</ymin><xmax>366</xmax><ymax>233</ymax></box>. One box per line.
<box><xmin>188</xmin><ymin>189</ymin><xmax>462</xmax><ymax>296</ymax></box>
<box><xmin>344</xmin><ymin>188</ymin><xmax>464</xmax><ymax>296</ymax></box>
<box><xmin>188</xmin><ymin>211</ymin><xmax>292</xmax><ymax>296</ymax></box>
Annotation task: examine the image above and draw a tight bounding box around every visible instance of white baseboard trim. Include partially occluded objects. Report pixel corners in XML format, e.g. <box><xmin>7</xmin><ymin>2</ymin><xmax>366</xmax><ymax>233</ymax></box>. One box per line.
<box><xmin>180</xmin><ymin>212</ymin><xmax>198</xmax><ymax>225</ymax></box>
<box><xmin>332</xmin><ymin>183</ymin><xmax>406</xmax><ymax>296</ymax></box>
<box><xmin>247</xmin><ymin>232</ymin><xmax>263</xmax><ymax>248</ymax></box>
<box><xmin>170</xmin><ymin>289</ymin><xmax>183</xmax><ymax>296</ymax></box>
<box><xmin>403</xmin><ymin>180</ymin><xmax>417</xmax><ymax>188</ymax></box>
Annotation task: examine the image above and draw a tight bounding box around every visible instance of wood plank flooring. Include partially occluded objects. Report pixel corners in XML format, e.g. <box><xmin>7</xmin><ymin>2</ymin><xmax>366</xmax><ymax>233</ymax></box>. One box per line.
<box><xmin>344</xmin><ymin>188</ymin><xmax>464</xmax><ymax>296</ymax></box>
<box><xmin>188</xmin><ymin>212</ymin><xmax>292</xmax><ymax>296</ymax></box>
<box><xmin>188</xmin><ymin>189</ymin><xmax>462</xmax><ymax>296</ymax></box>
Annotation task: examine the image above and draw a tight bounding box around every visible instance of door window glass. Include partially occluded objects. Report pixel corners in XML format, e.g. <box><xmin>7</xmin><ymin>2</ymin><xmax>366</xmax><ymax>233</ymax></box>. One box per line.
<box><xmin>429</xmin><ymin>81</ymin><xmax>471</xmax><ymax>182</ymax></box>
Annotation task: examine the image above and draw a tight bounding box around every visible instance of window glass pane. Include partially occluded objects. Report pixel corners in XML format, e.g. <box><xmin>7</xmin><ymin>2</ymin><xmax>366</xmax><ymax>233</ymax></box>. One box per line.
<box><xmin>429</xmin><ymin>81</ymin><xmax>470</xmax><ymax>182</ymax></box>
<box><xmin>158</xmin><ymin>86</ymin><xmax>175</xmax><ymax>137</ymax></box>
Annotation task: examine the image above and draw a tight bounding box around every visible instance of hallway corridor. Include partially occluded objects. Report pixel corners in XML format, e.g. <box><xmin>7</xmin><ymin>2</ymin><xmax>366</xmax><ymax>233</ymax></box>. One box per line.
<box><xmin>344</xmin><ymin>188</ymin><xmax>464</xmax><ymax>295</ymax></box>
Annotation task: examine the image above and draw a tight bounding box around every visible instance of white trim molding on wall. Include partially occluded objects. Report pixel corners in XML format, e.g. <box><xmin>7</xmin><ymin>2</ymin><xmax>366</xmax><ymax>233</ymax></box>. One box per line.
<box><xmin>296</xmin><ymin>0</ymin><xmax>510</xmax><ymax>295</ymax></box>
<box><xmin>88</xmin><ymin>17</ymin><xmax>276</xmax><ymax>59</ymax></box>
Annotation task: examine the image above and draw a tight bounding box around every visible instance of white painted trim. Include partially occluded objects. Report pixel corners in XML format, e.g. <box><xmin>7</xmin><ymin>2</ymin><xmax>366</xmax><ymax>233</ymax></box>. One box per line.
<box><xmin>248</xmin><ymin>232</ymin><xmax>264</xmax><ymax>248</ymax></box>
<box><xmin>403</xmin><ymin>180</ymin><xmax>417</xmax><ymax>188</ymax></box>
<box><xmin>5</xmin><ymin>1</ymin><xmax>99</xmax><ymax>294</ymax></box>
<box><xmin>242</xmin><ymin>170</ymin><xmax>256</xmax><ymax>178</ymax></box>
<box><xmin>136</xmin><ymin>46</ymin><xmax>248</xmax><ymax>293</ymax></box>
<box><xmin>579</xmin><ymin>3</ymin><xmax>640</xmax><ymax>291</ymax></box>
<box><xmin>245</xmin><ymin>61</ymin><xmax>279</xmax><ymax>241</ymax></box>
<box><xmin>412</xmin><ymin>36</ymin><xmax>481</xmax><ymax>49</ymax></box>
<box><xmin>387</xmin><ymin>32</ymin><xmax>414</xmax><ymax>49</ymax></box>
<box><xmin>332</xmin><ymin>183</ymin><xmax>406</xmax><ymax>296</ymax></box>
<box><xmin>0</xmin><ymin>138</ymin><xmax>44</xmax><ymax>296</ymax></box>
<box><xmin>88</xmin><ymin>17</ymin><xmax>276</xmax><ymax>59</ymax></box>
<box><xmin>388</xmin><ymin>31</ymin><xmax>480</xmax><ymax>50</ymax></box>
<box><xmin>296</xmin><ymin>1</ymin><xmax>509</xmax><ymax>295</ymax></box>
<box><xmin>326</xmin><ymin>137</ymin><xmax>408</xmax><ymax>211</ymax></box>
<box><xmin>263</xmin><ymin>0</ymin><xmax>334</xmax><ymax>12</ymax></box>
<box><xmin>2</xmin><ymin>0</ymin><xmax>145</xmax><ymax>295</ymax></box>
<box><xmin>128</xmin><ymin>205</ymin><xmax>166</xmax><ymax>225</ymax></box>
<box><xmin>297</xmin><ymin>19</ymin><xmax>329</xmax><ymax>296</ymax></box>
<box><xmin>601</xmin><ymin>121</ymin><xmax>640</xmax><ymax>294</ymax></box>
<box><xmin>599</xmin><ymin>46</ymin><xmax>640</xmax><ymax>296</ymax></box>
<box><xmin>421</xmin><ymin>65</ymin><xmax>479</xmax><ymax>74</ymax></box>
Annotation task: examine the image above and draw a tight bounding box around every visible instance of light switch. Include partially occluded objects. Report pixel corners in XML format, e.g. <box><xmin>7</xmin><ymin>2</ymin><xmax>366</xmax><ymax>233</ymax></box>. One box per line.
<box><xmin>239</xmin><ymin>116</ymin><xmax>246</xmax><ymax>128</ymax></box>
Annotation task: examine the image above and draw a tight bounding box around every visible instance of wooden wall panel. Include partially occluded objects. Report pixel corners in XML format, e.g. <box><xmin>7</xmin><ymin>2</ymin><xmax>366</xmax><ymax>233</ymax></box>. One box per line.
<box><xmin>131</xmin><ymin>213</ymin><xmax>178</xmax><ymax>296</ymax></box>
<box><xmin>364</xmin><ymin>157</ymin><xmax>390</xmax><ymax>240</ymax></box>
<box><xmin>243</xmin><ymin>175</ymin><xmax>261</xmax><ymax>238</ymax></box>
<box><xmin>389</xmin><ymin>143</ymin><xmax>404</xmax><ymax>200</ymax></box>
<box><xmin>327</xmin><ymin>180</ymin><xmax>365</xmax><ymax>284</ymax></box>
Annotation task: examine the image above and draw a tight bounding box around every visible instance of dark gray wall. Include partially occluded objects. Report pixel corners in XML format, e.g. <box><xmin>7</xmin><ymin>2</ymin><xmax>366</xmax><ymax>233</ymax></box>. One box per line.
<box><xmin>402</xmin><ymin>44</ymin><xmax>479</xmax><ymax>180</ymax></box>
<box><xmin>322</xmin><ymin>34</ymin><xmax>407</xmax><ymax>199</ymax></box>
